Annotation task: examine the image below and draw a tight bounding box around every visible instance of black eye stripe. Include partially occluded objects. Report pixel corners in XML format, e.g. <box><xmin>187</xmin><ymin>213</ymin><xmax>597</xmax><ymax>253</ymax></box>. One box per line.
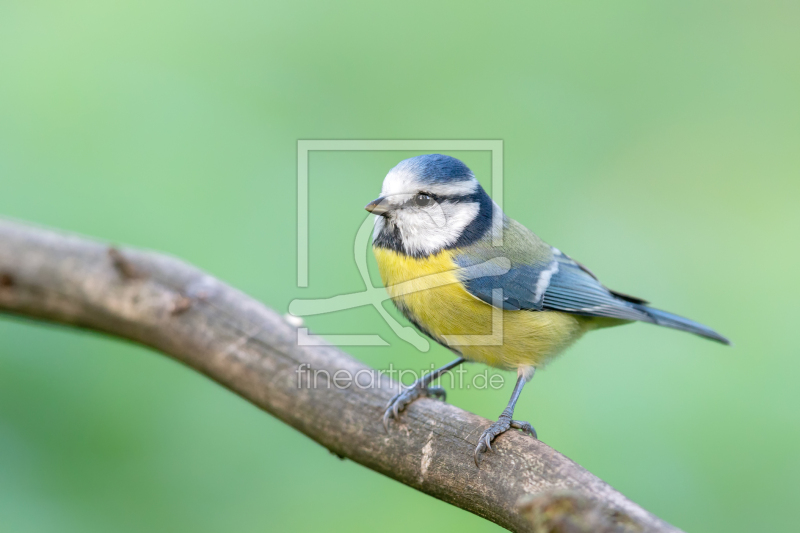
<box><xmin>431</xmin><ymin>194</ymin><xmax>474</xmax><ymax>203</ymax></box>
<box><xmin>399</xmin><ymin>191</ymin><xmax>478</xmax><ymax>208</ymax></box>
<box><xmin>410</xmin><ymin>191</ymin><xmax>468</xmax><ymax>202</ymax></box>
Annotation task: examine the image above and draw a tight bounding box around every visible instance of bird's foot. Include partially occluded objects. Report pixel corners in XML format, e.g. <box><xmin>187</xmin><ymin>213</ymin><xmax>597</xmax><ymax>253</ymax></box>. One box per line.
<box><xmin>383</xmin><ymin>380</ymin><xmax>446</xmax><ymax>431</ymax></box>
<box><xmin>474</xmin><ymin>413</ymin><xmax>537</xmax><ymax>467</ymax></box>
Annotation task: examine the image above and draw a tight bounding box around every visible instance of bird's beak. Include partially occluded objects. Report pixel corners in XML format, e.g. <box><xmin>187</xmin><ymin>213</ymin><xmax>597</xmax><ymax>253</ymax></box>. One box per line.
<box><xmin>365</xmin><ymin>197</ymin><xmax>390</xmax><ymax>216</ymax></box>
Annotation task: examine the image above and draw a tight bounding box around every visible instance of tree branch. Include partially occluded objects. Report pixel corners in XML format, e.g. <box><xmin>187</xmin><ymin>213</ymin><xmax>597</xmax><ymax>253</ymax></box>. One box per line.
<box><xmin>0</xmin><ymin>219</ymin><xmax>682</xmax><ymax>533</ymax></box>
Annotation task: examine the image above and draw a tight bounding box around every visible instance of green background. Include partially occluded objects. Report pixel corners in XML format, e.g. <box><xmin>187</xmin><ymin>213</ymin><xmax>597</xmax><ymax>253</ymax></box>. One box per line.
<box><xmin>1</xmin><ymin>1</ymin><xmax>798</xmax><ymax>531</ymax></box>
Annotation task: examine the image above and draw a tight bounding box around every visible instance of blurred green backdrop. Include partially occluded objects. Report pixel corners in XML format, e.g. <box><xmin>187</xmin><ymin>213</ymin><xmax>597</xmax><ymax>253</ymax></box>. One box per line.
<box><xmin>1</xmin><ymin>1</ymin><xmax>799</xmax><ymax>532</ymax></box>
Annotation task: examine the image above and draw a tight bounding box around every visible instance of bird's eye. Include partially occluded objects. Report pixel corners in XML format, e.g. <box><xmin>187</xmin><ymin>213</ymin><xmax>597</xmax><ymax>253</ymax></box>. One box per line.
<box><xmin>413</xmin><ymin>193</ymin><xmax>433</xmax><ymax>207</ymax></box>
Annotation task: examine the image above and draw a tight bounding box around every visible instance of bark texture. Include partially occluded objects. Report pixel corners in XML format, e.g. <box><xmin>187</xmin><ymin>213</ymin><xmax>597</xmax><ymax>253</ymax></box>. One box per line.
<box><xmin>0</xmin><ymin>219</ymin><xmax>683</xmax><ymax>533</ymax></box>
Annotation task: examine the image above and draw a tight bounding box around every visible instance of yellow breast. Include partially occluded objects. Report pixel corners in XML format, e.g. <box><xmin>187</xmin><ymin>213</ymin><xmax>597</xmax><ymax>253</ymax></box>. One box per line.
<box><xmin>373</xmin><ymin>246</ymin><xmax>592</xmax><ymax>370</ymax></box>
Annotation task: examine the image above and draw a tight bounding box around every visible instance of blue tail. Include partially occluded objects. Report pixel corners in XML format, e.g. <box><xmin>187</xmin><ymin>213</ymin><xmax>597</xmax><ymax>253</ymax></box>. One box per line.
<box><xmin>632</xmin><ymin>304</ymin><xmax>731</xmax><ymax>345</ymax></box>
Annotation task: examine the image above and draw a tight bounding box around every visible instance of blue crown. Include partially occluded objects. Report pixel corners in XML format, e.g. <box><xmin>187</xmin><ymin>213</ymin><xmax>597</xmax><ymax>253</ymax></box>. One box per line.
<box><xmin>393</xmin><ymin>154</ymin><xmax>474</xmax><ymax>184</ymax></box>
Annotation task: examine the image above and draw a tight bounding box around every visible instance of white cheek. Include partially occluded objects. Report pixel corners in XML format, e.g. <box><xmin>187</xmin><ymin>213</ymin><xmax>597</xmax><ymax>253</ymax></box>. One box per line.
<box><xmin>426</xmin><ymin>203</ymin><xmax>448</xmax><ymax>228</ymax></box>
<box><xmin>372</xmin><ymin>214</ymin><xmax>385</xmax><ymax>241</ymax></box>
<box><xmin>396</xmin><ymin>202</ymin><xmax>480</xmax><ymax>256</ymax></box>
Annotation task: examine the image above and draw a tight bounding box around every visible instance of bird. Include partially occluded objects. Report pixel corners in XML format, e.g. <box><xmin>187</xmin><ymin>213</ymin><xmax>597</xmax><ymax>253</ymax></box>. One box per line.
<box><xmin>365</xmin><ymin>154</ymin><xmax>730</xmax><ymax>466</ymax></box>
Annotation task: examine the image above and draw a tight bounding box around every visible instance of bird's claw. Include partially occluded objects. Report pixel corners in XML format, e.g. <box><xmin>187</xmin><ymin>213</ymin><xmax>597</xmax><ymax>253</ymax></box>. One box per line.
<box><xmin>474</xmin><ymin>415</ymin><xmax>537</xmax><ymax>467</ymax></box>
<box><xmin>383</xmin><ymin>382</ymin><xmax>446</xmax><ymax>432</ymax></box>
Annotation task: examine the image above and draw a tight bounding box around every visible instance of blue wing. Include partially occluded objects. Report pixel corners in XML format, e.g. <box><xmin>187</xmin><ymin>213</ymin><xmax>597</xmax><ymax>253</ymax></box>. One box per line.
<box><xmin>454</xmin><ymin>244</ymin><xmax>651</xmax><ymax>320</ymax></box>
<box><xmin>540</xmin><ymin>250</ymin><xmax>652</xmax><ymax>321</ymax></box>
<box><xmin>454</xmin><ymin>242</ymin><xmax>730</xmax><ymax>344</ymax></box>
<box><xmin>454</xmin><ymin>258</ymin><xmax>548</xmax><ymax>310</ymax></box>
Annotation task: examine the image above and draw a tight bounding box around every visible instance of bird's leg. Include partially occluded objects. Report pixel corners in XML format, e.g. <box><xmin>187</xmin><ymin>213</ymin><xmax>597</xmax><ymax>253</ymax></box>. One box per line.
<box><xmin>383</xmin><ymin>357</ymin><xmax>465</xmax><ymax>431</ymax></box>
<box><xmin>474</xmin><ymin>372</ymin><xmax>537</xmax><ymax>467</ymax></box>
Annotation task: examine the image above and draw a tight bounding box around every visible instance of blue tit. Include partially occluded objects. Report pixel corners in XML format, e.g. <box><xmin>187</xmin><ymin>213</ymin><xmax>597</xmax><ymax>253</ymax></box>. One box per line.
<box><xmin>365</xmin><ymin>154</ymin><xmax>730</xmax><ymax>466</ymax></box>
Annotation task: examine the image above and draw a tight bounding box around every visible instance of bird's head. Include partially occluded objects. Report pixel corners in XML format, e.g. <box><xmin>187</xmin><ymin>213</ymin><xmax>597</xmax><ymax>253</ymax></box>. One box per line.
<box><xmin>366</xmin><ymin>154</ymin><xmax>494</xmax><ymax>257</ymax></box>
